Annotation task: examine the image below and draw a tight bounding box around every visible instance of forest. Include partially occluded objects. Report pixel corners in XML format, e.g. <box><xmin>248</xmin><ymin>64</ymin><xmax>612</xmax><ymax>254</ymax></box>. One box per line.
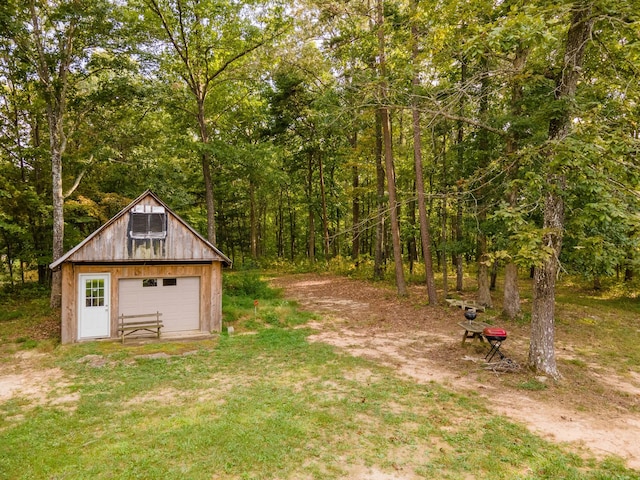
<box><xmin>0</xmin><ymin>0</ymin><xmax>639</xmax><ymax>377</ymax></box>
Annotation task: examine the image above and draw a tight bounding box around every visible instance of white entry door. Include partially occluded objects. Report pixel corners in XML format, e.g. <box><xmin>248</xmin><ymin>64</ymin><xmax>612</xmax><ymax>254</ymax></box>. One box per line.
<box><xmin>79</xmin><ymin>274</ymin><xmax>111</xmax><ymax>339</ymax></box>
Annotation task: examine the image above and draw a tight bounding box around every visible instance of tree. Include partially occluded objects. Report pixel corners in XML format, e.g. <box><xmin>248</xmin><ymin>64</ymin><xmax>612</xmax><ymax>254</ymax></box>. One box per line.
<box><xmin>377</xmin><ymin>0</ymin><xmax>407</xmax><ymax>296</ymax></box>
<box><xmin>142</xmin><ymin>0</ymin><xmax>288</xmax><ymax>244</ymax></box>
<box><xmin>410</xmin><ymin>0</ymin><xmax>437</xmax><ymax>304</ymax></box>
<box><xmin>3</xmin><ymin>0</ymin><xmax>116</xmax><ymax>306</ymax></box>
<box><xmin>529</xmin><ymin>1</ymin><xmax>594</xmax><ymax>379</ymax></box>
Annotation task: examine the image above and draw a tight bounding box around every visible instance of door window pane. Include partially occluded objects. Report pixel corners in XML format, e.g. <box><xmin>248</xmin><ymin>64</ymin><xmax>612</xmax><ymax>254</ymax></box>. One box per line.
<box><xmin>85</xmin><ymin>279</ymin><xmax>105</xmax><ymax>307</ymax></box>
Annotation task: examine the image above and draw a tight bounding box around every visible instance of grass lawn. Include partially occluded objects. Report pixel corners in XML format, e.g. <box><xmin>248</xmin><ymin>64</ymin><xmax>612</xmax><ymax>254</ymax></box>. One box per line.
<box><xmin>0</xmin><ymin>273</ymin><xmax>638</xmax><ymax>479</ymax></box>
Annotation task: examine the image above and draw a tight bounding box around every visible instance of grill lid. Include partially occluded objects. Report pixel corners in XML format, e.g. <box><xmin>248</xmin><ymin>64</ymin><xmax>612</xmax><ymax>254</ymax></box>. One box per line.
<box><xmin>483</xmin><ymin>327</ymin><xmax>507</xmax><ymax>339</ymax></box>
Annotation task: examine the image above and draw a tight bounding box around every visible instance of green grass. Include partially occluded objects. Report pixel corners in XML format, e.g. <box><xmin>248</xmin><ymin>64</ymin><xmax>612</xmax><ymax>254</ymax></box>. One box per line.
<box><xmin>222</xmin><ymin>270</ymin><xmax>316</xmax><ymax>332</ymax></box>
<box><xmin>1</xmin><ymin>274</ymin><xmax>639</xmax><ymax>479</ymax></box>
<box><xmin>1</xmin><ymin>328</ymin><xmax>637</xmax><ymax>479</ymax></box>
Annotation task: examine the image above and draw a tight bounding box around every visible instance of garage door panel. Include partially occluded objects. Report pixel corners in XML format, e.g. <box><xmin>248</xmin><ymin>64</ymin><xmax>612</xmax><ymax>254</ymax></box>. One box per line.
<box><xmin>119</xmin><ymin>277</ymin><xmax>199</xmax><ymax>332</ymax></box>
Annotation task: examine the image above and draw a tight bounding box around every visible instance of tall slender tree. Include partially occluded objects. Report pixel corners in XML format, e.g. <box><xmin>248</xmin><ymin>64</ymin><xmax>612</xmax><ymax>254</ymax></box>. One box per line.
<box><xmin>377</xmin><ymin>0</ymin><xmax>407</xmax><ymax>295</ymax></box>
<box><xmin>410</xmin><ymin>0</ymin><xmax>437</xmax><ymax>304</ymax></box>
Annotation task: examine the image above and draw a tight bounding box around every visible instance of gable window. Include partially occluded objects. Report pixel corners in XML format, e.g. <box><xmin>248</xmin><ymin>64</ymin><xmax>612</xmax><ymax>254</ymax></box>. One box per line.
<box><xmin>129</xmin><ymin>205</ymin><xmax>167</xmax><ymax>239</ymax></box>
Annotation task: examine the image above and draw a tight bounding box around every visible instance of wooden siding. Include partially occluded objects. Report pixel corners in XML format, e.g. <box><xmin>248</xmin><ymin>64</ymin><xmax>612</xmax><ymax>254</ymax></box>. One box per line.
<box><xmin>62</xmin><ymin>196</ymin><xmax>225</xmax><ymax>263</ymax></box>
<box><xmin>60</xmin><ymin>263</ymin><xmax>223</xmax><ymax>343</ymax></box>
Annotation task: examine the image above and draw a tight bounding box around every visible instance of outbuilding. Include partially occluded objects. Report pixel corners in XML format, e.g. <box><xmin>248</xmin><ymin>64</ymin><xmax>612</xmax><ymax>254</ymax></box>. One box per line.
<box><xmin>50</xmin><ymin>190</ymin><xmax>231</xmax><ymax>344</ymax></box>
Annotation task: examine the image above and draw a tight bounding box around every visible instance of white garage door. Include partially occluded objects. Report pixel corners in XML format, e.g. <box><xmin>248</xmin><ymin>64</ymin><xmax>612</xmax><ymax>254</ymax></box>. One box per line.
<box><xmin>119</xmin><ymin>277</ymin><xmax>200</xmax><ymax>332</ymax></box>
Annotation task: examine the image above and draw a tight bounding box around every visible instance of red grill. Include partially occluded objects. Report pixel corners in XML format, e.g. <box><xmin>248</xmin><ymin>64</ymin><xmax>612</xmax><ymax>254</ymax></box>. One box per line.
<box><xmin>483</xmin><ymin>327</ymin><xmax>507</xmax><ymax>361</ymax></box>
<box><xmin>483</xmin><ymin>327</ymin><xmax>507</xmax><ymax>341</ymax></box>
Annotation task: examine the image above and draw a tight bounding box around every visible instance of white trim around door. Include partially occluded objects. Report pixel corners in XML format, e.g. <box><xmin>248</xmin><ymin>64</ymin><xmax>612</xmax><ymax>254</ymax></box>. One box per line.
<box><xmin>78</xmin><ymin>273</ymin><xmax>111</xmax><ymax>339</ymax></box>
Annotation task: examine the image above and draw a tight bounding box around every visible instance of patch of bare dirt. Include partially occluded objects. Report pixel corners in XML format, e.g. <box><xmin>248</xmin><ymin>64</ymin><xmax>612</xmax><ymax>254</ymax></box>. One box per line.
<box><xmin>0</xmin><ymin>350</ymin><xmax>78</xmax><ymax>413</ymax></box>
<box><xmin>271</xmin><ymin>273</ymin><xmax>640</xmax><ymax>470</ymax></box>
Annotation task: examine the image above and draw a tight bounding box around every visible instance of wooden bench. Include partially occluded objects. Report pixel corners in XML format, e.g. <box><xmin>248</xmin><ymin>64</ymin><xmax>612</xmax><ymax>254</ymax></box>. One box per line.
<box><xmin>457</xmin><ymin>320</ymin><xmax>491</xmax><ymax>345</ymax></box>
<box><xmin>118</xmin><ymin>312</ymin><xmax>163</xmax><ymax>344</ymax></box>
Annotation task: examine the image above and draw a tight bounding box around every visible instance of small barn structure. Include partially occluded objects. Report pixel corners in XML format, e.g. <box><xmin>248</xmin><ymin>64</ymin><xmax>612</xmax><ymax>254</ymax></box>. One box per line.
<box><xmin>50</xmin><ymin>190</ymin><xmax>231</xmax><ymax>344</ymax></box>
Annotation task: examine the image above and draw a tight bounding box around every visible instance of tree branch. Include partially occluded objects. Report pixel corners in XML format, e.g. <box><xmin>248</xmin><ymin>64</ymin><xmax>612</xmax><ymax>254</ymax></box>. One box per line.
<box><xmin>63</xmin><ymin>169</ymin><xmax>87</xmax><ymax>199</ymax></box>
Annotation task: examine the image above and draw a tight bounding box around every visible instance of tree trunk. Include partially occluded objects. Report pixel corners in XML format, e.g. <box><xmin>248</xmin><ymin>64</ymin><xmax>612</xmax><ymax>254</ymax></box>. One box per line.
<box><xmin>503</xmin><ymin>262</ymin><xmax>521</xmax><ymax>319</ymax></box>
<box><xmin>438</xmin><ymin>129</ymin><xmax>449</xmax><ymax>300</ymax></box>
<box><xmin>377</xmin><ymin>0</ymin><xmax>406</xmax><ymax>296</ymax></box>
<box><xmin>502</xmin><ymin>45</ymin><xmax>527</xmax><ymax>319</ymax></box>
<box><xmin>455</xmin><ymin>59</ymin><xmax>467</xmax><ymax>292</ymax></box>
<box><xmin>307</xmin><ymin>152</ymin><xmax>315</xmax><ymax>262</ymax></box>
<box><xmin>374</xmin><ymin>110</ymin><xmax>386</xmax><ymax>280</ymax></box>
<box><xmin>490</xmin><ymin>260</ymin><xmax>498</xmax><ymax>290</ymax></box>
<box><xmin>408</xmin><ymin>183</ymin><xmax>417</xmax><ymax>274</ymax></box>
<box><xmin>249</xmin><ymin>180</ymin><xmax>257</xmax><ymax>259</ymax></box>
<box><xmin>529</xmin><ymin>1</ymin><xmax>594</xmax><ymax>379</ymax></box>
<box><xmin>318</xmin><ymin>155</ymin><xmax>330</xmax><ymax>259</ymax></box>
<box><xmin>287</xmin><ymin>189</ymin><xmax>295</xmax><ymax>261</ymax></box>
<box><xmin>477</xmin><ymin>229</ymin><xmax>492</xmax><ymax>307</ymax></box>
<box><xmin>277</xmin><ymin>192</ymin><xmax>284</xmax><ymax>257</ymax></box>
<box><xmin>49</xmin><ymin>110</ymin><xmax>65</xmax><ymax>308</ymax></box>
<box><xmin>352</xmin><ymin>163</ymin><xmax>360</xmax><ymax>262</ymax></box>
<box><xmin>28</xmin><ymin>1</ymin><xmax>72</xmax><ymax>307</ymax></box>
<box><xmin>381</xmin><ymin>108</ymin><xmax>407</xmax><ymax>295</ymax></box>
<box><xmin>197</xmin><ymin>99</ymin><xmax>217</xmax><ymax>245</ymax></box>
<box><xmin>476</xmin><ymin>56</ymin><xmax>492</xmax><ymax>308</ymax></box>
<box><xmin>411</xmin><ymin>0</ymin><xmax>437</xmax><ymax>304</ymax></box>
<box><xmin>441</xmin><ymin>194</ymin><xmax>448</xmax><ymax>300</ymax></box>
<box><xmin>530</xmin><ymin>189</ymin><xmax>564</xmax><ymax>378</ymax></box>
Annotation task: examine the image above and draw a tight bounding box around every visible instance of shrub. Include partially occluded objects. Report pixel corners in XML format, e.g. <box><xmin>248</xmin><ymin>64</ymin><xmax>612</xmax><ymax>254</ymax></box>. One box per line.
<box><xmin>223</xmin><ymin>270</ymin><xmax>279</xmax><ymax>299</ymax></box>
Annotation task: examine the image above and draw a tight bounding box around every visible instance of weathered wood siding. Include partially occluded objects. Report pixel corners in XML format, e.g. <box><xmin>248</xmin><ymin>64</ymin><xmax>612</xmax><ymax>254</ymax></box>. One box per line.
<box><xmin>64</xmin><ymin>196</ymin><xmax>224</xmax><ymax>263</ymax></box>
<box><xmin>60</xmin><ymin>263</ymin><xmax>223</xmax><ymax>343</ymax></box>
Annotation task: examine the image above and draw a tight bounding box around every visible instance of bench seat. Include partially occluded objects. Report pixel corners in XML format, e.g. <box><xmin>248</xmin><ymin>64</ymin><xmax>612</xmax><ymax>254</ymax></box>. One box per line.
<box><xmin>118</xmin><ymin>312</ymin><xmax>163</xmax><ymax>344</ymax></box>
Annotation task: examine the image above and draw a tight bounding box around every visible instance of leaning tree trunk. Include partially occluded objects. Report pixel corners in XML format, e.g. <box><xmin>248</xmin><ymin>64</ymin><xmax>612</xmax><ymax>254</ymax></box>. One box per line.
<box><xmin>529</xmin><ymin>1</ymin><xmax>594</xmax><ymax>379</ymax></box>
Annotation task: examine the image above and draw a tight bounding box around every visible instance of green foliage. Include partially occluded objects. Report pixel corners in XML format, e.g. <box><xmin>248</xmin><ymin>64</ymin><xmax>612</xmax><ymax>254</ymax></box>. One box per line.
<box><xmin>1</xmin><ymin>0</ymin><xmax>639</xmax><ymax>293</ymax></box>
<box><xmin>0</xmin><ymin>283</ymin><xmax>54</xmax><ymax>344</ymax></box>
<box><xmin>223</xmin><ymin>270</ymin><xmax>279</xmax><ymax>300</ymax></box>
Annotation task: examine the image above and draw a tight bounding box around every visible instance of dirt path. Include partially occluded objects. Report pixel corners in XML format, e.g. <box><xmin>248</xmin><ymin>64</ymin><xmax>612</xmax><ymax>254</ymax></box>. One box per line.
<box><xmin>271</xmin><ymin>273</ymin><xmax>640</xmax><ymax>470</ymax></box>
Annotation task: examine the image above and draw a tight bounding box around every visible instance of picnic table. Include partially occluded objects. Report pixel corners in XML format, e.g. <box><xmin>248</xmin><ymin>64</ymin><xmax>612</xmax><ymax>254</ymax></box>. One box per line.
<box><xmin>457</xmin><ymin>320</ymin><xmax>491</xmax><ymax>345</ymax></box>
<box><xmin>446</xmin><ymin>298</ymin><xmax>485</xmax><ymax>312</ymax></box>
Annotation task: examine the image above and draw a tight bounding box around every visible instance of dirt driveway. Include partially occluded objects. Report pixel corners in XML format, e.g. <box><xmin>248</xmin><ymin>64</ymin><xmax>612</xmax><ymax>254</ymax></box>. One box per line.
<box><xmin>271</xmin><ymin>273</ymin><xmax>640</xmax><ymax>470</ymax></box>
